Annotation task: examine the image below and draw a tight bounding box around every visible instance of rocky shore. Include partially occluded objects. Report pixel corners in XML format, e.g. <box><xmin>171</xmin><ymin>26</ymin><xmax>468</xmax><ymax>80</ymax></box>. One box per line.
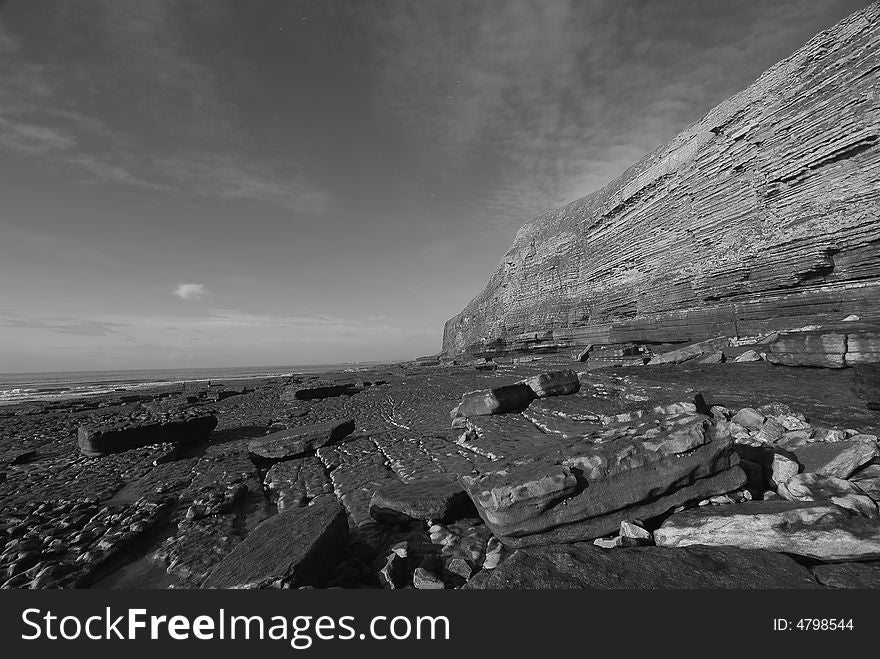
<box><xmin>2</xmin><ymin>327</ymin><xmax>879</xmax><ymax>589</ymax></box>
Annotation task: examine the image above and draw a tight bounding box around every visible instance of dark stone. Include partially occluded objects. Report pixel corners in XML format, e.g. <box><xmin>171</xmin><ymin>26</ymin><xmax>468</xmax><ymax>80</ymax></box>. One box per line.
<box><xmin>811</xmin><ymin>562</ymin><xmax>880</xmax><ymax>588</ymax></box>
<box><xmin>466</xmin><ymin>543</ymin><xmax>819</xmax><ymax>589</ymax></box>
<box><xmin>78</xmin><ymin>415</ymin><xmax>217</xmax><ymax>457</ymax></box>
<box><xmin>369</xmin><ymin>474</ymin><xmax>476</xmax><ymax>524</ymax></box>
<box><xmin>201</xmin><ymin>500</ymin><xmax>348</xmax><ymax>589</ymax></box>
<box><xmin>853</xmin><ymin>364</ymin><xmax>880</xmax><ymax>410</ymax></box>
<box><xmin>248</xmin><ymin>419</ymin><xmax>355</xmax><ymax>460</ymax></box>
<box><xmin>282</xmin><ymin>382</ymin><xmax>360</xmax><ymax>401</ymax></box>
<box><xmin>454</xmin><ymin>384</ymin><xmax>536</xmax><ymax>417</ymax></box>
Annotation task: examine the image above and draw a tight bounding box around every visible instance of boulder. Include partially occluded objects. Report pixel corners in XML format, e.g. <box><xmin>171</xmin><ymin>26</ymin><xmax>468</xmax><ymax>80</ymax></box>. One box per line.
<box><xmin>777</xmin><ymin>472</ymin><xmax>878</xmax><ymax>519</ymax></box>
<box><xmin>521</xmin><ymin>369</ymin><xmax>580</xmax><ymax>398</ymax></box>
<box><xmin>248</xmin><ymin>419</ymin><xmax>355</xmax><ymax>460</ymax></box>
<box><xmin>793</xmin><ymin>439</ymin><xmax>879</xmax><ymax>479</ymax></box>
<box><xmin>78</xmin><ymin>414</ymin><xmax>217</xmax><ymax>457</ymax></box>
<box><xmin>465</xmin><ymin>543</ymin><xmax>819</xmax><ymax>589</ymax></box>
<box><xmin>369</xmin><ymin>474</ymin><xmax>476</xmax><ymax>524</ymax></box>
<box><xmin>731</xmin><ymin>408</ymin><xmax>764</xmax><ymax>430</ymax></box>
<box><xmin>461</xmin><ymin>415</ymin><xmax>745</xmax><ymax>547</ymax></box>
<box><xmin>201</xmin><ymin>500</ymin><xmax>348</xmax><ymax>588</ymax></box>
<box><xmin>811</xmin><ymin>562</ymin><xmax>880</xmax><ymax>588</ymax></box>
<box><xmin>647</xmin><ymin>337</ymin><xmax>729</xmax><ymax>365</ymax></box>
<box><xmin>655</xmin><ymin>500</ymin><xmax>880</xmax><ymax>561</ymax></box>
<box><xmin>454</xmin><ymin>384</ymin><xmax>536</xmax><ymax>417</ymax></box>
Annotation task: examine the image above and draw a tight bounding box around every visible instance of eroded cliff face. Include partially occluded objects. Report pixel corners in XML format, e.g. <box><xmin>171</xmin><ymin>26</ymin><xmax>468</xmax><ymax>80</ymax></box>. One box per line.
<box><xmin>443</xmin><ymin>3</ymin><xmax>880</xmax><ymax>358</ymax></box>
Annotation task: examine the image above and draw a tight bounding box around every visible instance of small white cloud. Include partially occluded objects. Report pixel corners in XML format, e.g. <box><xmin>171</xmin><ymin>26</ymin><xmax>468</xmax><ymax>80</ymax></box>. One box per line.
<box><xmin>173</xmin><ymin>283</ymin><xmax>208</xmax><ymax>301</ymax></box>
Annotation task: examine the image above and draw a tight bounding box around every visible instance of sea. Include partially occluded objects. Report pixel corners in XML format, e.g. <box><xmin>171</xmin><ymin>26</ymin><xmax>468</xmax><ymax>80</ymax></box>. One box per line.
<box><xmin>0</xmin><ymin>363</ymin><xmax>383</xmax><ymax>405</ymax></box>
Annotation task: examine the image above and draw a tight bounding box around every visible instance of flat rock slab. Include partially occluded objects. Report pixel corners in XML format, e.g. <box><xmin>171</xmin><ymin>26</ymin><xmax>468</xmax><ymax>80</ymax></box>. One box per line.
<box><xmin>521</xmin><ymin>370</ymin><xmax>581</xmax><ymax>398</ymax></box>
<box><xmin>78</xmin><ymin>414</ymin><xmax>218</xmax><ymax>457</ymax></box>
<box><xmin>369</xmin><ymin>474</ymin><xmax>476</xmax><ymax>524</ymax></box>
<box><xmin>454</xmin><ymin>384</ymin><xmax>536</xmax><ymax>417</ymax></box>
<box><xmin>201</xmin><ymin>500</ymin><xmax>348</xmax><ymax>589</ymax></box>
<box><xmin>248</xmin><ymin>419</ymin><xmax>355</xmax><ymax>460</ymax></box>
<box><xmin>655</xmin><ymin>500</ymin><xmax>880</xmax><ymax>562</ymax></box>
<box><xmin>811</xmin><ymin>562</ymin><xmax>880</xmax><ymax>588</ymax></box>
<box><xmin>466</xmin><ymin>543</ymin><xmax>819</xmax><ymax>589</ymax></box>
<box><xmin>462</xmin><ymin>415</ymin><xmax>745</xmax><ymax>546</ymax></box>
<box><xmin>793</xmin><ymin>440</ymin><xmax>879</xmax><ymax>479</ymax></box>
<box><xmin>647</xmin><ymin>337</ymin><xmax>729</xmax><ymax>365</ymax></box>
<box><xmin>282</xmin><ymin>382</ymin><xmax>360</xmax><ymax>401</ymax></box>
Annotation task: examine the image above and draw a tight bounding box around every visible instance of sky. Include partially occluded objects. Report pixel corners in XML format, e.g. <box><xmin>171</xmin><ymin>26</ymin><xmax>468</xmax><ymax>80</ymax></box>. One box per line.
<box><xmin>0</xmin><ymin>0</ymin><xmax>870</xmax><ymax>372</ymax></box>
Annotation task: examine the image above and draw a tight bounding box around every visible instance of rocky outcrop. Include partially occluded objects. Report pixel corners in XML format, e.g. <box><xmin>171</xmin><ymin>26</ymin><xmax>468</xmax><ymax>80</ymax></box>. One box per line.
<box><xmin>766</xmin><ymin>324</ymin><xmax>880</xmax><ymax>367</ymax></box>
<box><xmin>461</xmin><ymin>413</ymin><xmax>745</xmax><ymax>547</ymax></box>
<box><xmin>443</xmin><ymin>4</ymin><xmax>880</xmax><ymax>358</ymax></box>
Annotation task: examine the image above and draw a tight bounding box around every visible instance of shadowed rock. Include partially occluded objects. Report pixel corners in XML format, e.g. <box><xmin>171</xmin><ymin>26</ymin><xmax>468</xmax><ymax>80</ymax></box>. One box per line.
<box><xmin>465</xmin><ymin>543</ymin><xmax>819</xmax><ymax>589</ymax></box>
<box><xmin>201</xmin><ymin>500</ymin><xmax>348</xmax><ymax>589</ymax></box>
<box><xmin>811</xmin><ymin>562</ymin><xmax>880</xmax><ymax>588</ymax></box>
<box><xmin>853</xmin><ymin>364</ymin><xmax>880</xmax><ymax>410</ymax></box>
<box><xmin>453</xmin><ymin>384</ymin><xmax>536</xmax><ymax>418</ymax></box>
<box><xmin>78</xmin><ymin>415</ymin><xmax>217</xmax><ymax>458</ymax></box>
<box><xmin>369</xmin><ymin>474</ymin><xmax>476</xmax><ymax>524</ymax></box>
<box><xmin>520</xmin><ymin>370</ymin><xmax>580</xmax><ymax>398</ymax></box>
<box><xmin>248</xmin><ymin>419</ymin><xmax>355</xmax><ymax>460</ymax></box>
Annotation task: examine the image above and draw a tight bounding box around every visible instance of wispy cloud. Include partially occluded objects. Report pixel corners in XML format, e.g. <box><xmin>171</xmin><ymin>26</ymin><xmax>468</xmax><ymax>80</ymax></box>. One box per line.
<box><xmin>356</xmin><ymin>0</ymin><xmax>863</xmax><ymax>233</ymax></box>
<box><xmin>0</xmin><ymin>3</ymin><xmax>327</xmax><ymax>213</ymax></box>
<box><xmin>173</xmin><ymin>283</ymin><xmax>209</xmax><ymax>301</ymax></box>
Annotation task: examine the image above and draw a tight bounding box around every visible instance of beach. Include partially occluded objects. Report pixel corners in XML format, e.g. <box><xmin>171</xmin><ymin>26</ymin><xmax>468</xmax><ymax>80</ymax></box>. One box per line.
<box><xmin>2</xmin><ymin>352</ymin><xmax>878</xmax><ymax>589</ymax></box>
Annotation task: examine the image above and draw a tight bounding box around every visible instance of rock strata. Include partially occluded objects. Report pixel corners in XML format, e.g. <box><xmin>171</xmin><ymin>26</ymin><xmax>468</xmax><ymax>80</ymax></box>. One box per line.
<box><xmin>442</xmin><ymin>4</ymin><xmax>880</xmax><ymax>358</ymax></box>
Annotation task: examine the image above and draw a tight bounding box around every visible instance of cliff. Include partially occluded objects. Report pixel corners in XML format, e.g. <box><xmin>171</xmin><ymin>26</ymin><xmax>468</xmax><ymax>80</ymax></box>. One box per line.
<box><xmin>443</xmin><ymin>3</ymin><xmax>880</xmax><ymax>358</ymax></box>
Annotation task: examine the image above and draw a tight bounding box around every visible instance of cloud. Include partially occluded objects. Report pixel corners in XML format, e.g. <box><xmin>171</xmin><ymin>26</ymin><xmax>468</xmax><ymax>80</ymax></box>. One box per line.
<box><xmin>355</xmin><ymin>0</ymin><xmax>865</xmax><ymax>234</ymax></box>
<box><xmin>0</xmin><ymin>3</ymin><xmax>328</xmax><ymax>213</ymax></box>
<box><xmin>156</xmin><ymin>153</ymin><xmax>330</xmax><ymax>214</ymax></box>
<box><xmin>173</xmin><ymin>283</ymin><xmax>209</xmax><ymax>301</ymax></box>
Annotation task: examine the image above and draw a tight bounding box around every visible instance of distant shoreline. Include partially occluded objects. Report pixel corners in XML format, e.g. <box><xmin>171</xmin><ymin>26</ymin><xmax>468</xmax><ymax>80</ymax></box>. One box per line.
<box><xmin>0</xmin><ymin>362</ymin><xmax>391</xmax><ymax>406</ymax></box>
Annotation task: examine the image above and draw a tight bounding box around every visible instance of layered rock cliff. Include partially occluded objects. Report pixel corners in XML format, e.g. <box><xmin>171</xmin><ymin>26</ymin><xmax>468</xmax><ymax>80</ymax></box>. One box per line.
<box><xmin>443</xmin><ymin>3</ymin><xmax>880</xmax><ymax>358</ymax></box>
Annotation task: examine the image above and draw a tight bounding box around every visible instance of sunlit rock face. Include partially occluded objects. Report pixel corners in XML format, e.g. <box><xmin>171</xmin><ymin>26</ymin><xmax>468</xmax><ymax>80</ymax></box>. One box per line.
<box><xmin>443</xmin><ymin>4</ymin><xmax>880</xmax><ymax>358</ymax></box>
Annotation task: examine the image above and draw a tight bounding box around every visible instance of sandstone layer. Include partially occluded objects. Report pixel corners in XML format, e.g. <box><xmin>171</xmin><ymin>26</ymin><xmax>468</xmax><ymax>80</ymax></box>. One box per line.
<box><xmin>443</xmin><ymin>4</ymin><xmax>880</xmax><ymax>358</ymax></box>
